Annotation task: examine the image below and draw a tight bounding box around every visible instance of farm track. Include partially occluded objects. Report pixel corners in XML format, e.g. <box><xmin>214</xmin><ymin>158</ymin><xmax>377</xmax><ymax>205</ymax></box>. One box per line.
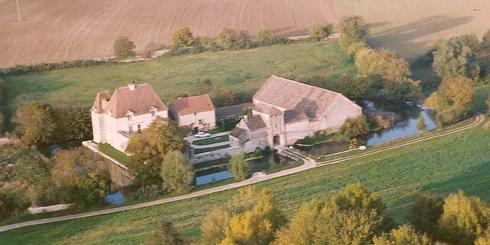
<box><xmin>0</xmin><ymin>114</ymin><xmax>484</xmax><ymax>233</ymax></box>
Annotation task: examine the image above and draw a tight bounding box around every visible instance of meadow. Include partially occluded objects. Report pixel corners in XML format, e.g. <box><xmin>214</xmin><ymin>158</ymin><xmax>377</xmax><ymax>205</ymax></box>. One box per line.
<box><xmin>1</xmin><ymin>119</ymin><xmax>489</xmax><ymax>244</ymax></box>
<box><xmin>2</xmin><ymin>41</ymin><xmax>354</xmax><ymax>109</ymax></box>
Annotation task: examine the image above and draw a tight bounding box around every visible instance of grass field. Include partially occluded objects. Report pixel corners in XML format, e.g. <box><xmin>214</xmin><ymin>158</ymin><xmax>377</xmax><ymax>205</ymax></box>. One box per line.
<box><xmin>192</xmin><ymin>135</ymin><xmax>229</xmax><ymax>146</ymax></box>
<box><xmin>2</xmin><ymin>119</ymin><xmax>489</xmax><ymax>244</ymax></box>
<box><xmin>2</xmin><ymin>41</ymin><xmax>354</xmax><ymax>110</ymax></box>
<box><xmin>98</xmin><ymin>143</ymin><xmax>129</xmax><ymax>165</ymax></box>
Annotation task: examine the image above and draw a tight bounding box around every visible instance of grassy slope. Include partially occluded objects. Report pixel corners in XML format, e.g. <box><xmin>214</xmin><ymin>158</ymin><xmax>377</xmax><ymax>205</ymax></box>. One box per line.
<box><xmin>2</xmin><ymin>41</ymin><xmax>354</xmax><ymax>107</ymax></box>
<box><xmin>1</xmin><ymin>122</ymin><xmax>489</xmax><ymax>244</ymax></box>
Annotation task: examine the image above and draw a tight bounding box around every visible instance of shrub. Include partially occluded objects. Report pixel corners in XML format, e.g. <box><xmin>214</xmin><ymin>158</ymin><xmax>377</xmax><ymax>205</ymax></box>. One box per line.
<box><xmin>433</xmin><ymin>36</ymin><xmax>480</xmax><ymax>79</ymax></box>
<box><xmin>217</xmin><ymin>28</ymin><xmax>249</xmax><ymax>50</ymax></box>
<box><xmin>309</xmin><ymin>24</ymin><xmax>332</xmax><ymax>41</ymax></box>
<box><xmin>160</xmin><ymin>151</ymin><xmax>193</xmax><ymax>194</ymax></box>
<box><xmin>338</xmin><ymin>16</ymin><xmax>369</xmax><ymax>50</ymax></box>
<box><xmin>171</xmin><ymin>27</ymin><xmax>194</xmax><ymax>48</ymax></box>
<box><xmin>113</xmin><ymin>36</ymin><xmax>136</xmax><ymax>59</ymax></box>
<box><xmin>339</xmin><ymin>115</ymin><xmax>369</xmax><ymax>140</ymax></box>
<box><xmin>228</xmin><ymin>154</ymin><xmax>248</xmax><ymax>181</ymax></box>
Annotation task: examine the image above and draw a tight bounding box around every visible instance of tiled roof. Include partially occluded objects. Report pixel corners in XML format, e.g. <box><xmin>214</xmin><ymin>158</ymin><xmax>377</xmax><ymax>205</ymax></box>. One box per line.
<box><xmin>253</xmin><ymin>75</ymin><xmax>342</xmax><ymax>120</ymax></box>
<box><xmin>216</xmin><ymin>102</ymin><xmax>253</xmax><ymax>119</ymax></box>
<box><xmin>172</xmin><ymin>94</ymin><xmax>215</xmax><ymax>116</ymax></box>
<box><xmin>95</xmin><ymin>83</ymin><xmax>167</xmax><ymax>118</ymax></box>
<box><xmin>245</xmin><ymin>115</ymin><xmax>267</xmax><ymax>130</ymax></box>
<box><xmin>92</xmin><ymin>90</ymin><xmax>111</xmax><ymax>113</ymax></box>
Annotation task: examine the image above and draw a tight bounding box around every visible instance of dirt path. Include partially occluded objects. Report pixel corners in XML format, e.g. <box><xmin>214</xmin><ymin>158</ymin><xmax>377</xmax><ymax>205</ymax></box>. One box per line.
<box><xmin>0</xmin><ymin>114</ymin><xmax>484</xmax><ymax>233</ymax></box>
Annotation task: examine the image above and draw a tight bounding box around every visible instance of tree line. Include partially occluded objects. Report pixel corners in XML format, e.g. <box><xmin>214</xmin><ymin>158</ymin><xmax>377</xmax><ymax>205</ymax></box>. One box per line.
<box><xmin>146</xmin><ymin>184</ymin><xmax>490</xmax><ymax>245</ymax></box>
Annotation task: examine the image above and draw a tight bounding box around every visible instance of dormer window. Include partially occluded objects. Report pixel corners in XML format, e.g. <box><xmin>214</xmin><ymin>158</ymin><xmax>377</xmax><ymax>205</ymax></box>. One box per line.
<box><xmin>126</xmin><ymin>111</ymin><xmax>134</xmax><ymax>121</ymax></box>
<box><xmin>150</xmin><ymin>107</ymin><xmax>156</xmax><ymax>117</ymax></box>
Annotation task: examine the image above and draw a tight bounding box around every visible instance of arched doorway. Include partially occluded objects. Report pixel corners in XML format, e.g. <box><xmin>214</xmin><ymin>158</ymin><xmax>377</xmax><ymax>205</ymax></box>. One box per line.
<box><xmin>273</xmin><ymin>135</ymin><xmax>281</xmax><ymax>146</ymax></box>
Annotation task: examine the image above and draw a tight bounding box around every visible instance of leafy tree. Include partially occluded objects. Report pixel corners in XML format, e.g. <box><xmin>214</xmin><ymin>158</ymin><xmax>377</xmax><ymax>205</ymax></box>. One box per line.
<box><xmin>160</xmin><ymin>151</ymin><xmax>193</xmax><ymax>194</ymax></box>
<box><xmin>372</xmin><ymin>225</ymin><xmax>431</xmax><ymax>245</ymax></box>
<box><xmin>216</xmin><ymin>87</ymin><xmax>234</xmax><ymax>106</ymax></box>
<box><xmin>339</xmin><ymin>16</ymin><xmax>369</xmax><ymax>50</ymax></box>
<box><xmin>309</xmin><ymin>24</ymin><xmax>332</xmax><ymax>41</ymax></box>
<box><xmin>437</xmin><ymin>190</ymin><xmax>490</xmax><ymax>245</ymax></box>
<box><xmin>407</xmin><ymin>192</ymin><xmax>443</xmax><ymax>236</ymax></box>
<box><xmin>275</xmin><ymin>184</ymin><xmax>392</xmax><ymax>245</ymax></box>
<box><xmin>54</xmin><ymin>106</ymin><xmax>92</xmax><ymax>142</ymax></box>
<box><xmin>113</xmin><ymin>36</ymin><xmax>135</xmax><ymax>59</ymax></box>
<box><xmin>228</xmin><ymin>154</ymin><xmax>248</xmax><ymax>181</ymax></box>
<box><xmin>217</xmin><ymin>28</ymin><xmax>248</xmax><ymax>50</ymax></box>
<box><xmin>425</xmin><ymin>76</ymin><xmax>474</xmax><ymax>125</ymax></box>
<box><xmin>146</xmin><ymin>221</ymin><xmax>183</xmax><ymax>245</ymax></box>
<box><xmin>273</xmin><ymin>199</ymin><xmax>322</xmax><ymax>245</ymax></box>
<box><xmin>126</xmin><ymin>117</ymin><xmax>185</xmax><ymax>187</ymax></box>
<box><xmin>475</xmin><ymin>229</ymin><xmax>490</xmax><ymax>245</ymax></box>
<box><xmin>255</xmin><ymin>30</ymin><xmax>276</xmax><ymax>46</ymax></box>
<box><xmin>433</xmin><ymin>36</ymin><xmax>480</xmax><ymax>78</ymax></box>
<box><xmin>51</xmin><ymin>148</ymin><xmax>110</xmax><ymax>206</ymax></box>
<box><xmin>172</xmin><ymin>26</ymin><xmax>194</xmax><ymax>48</ymax></box>
<box><xmin>0</xmin><ymin>188</ymin><xmax>30</xmax><ymax>218</ymax></box>
<box><xmin>339</xmin><ymin>116</ymin><xmax>369</xmax><ymax>140</ymax></box>
<box><xmin>417</xmin><ymin>115</ymin><xmax>427</xmax><ymax>131</ymax></box>
<box><xmin>201</xmin><ymin>208</ymin><xmax>231</xmax><ymax>245</ymax></box>
<box><xmin>355</xmin><ymin>48</ymin><xmax>411</xmax><ymax>82</ymax></box>
<box><xmin>219</xmin><ymin>188</ymin><xmax>285</xmax><ymax>245</ymax></box>
<box><xmin>13</xmin><ymin>101</ymin><xmax>56</xmax><ymax>145</ymax></box>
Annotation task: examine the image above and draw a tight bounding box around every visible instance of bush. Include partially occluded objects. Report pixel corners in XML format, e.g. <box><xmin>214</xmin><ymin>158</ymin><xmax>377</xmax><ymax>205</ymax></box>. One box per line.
<box><xmin>171</xmin><ymin>27</ymin><xmax>194</xmax><ymax>48</ymax></box>
<box><xmin>228</xmin><ymin>154</ymin><xmax>248</xmax><ymax>181</ymax></box>
<box><xmin>339</xmin><ymin>116</ymin><xmax>369</xmax><ymax>140</ymax></box>
<box><xmin>217</xmin><ymin>28</ymin><xmax>249</xmax><ymax>50</ymax></box>
<box><xmin>113</xmin><ymin>36</ymin><xmax>135</xmax><ymax>59</ymax></box>
<box><xmin>0</xmin><ymin>189</ymin><xmax>30</xmax><ymax>218</ymax></box>
<box><xmin>309</xmin><ymin>24</ymin><xmax>332</xmax><ymax>41</ymax></box>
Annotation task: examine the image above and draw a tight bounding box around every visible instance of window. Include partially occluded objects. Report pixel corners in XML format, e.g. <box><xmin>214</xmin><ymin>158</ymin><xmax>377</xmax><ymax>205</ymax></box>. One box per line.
<box><xmin>199</xmin><ymin>119</ymin><xmax>204</xmax><ymax>125</ymax></box>
<box><xmin>137</xmin><ymin>125</ymin><xmax>141</xmax><ymax>133</ymax></box>
<box><xmin>127</xmin><ymin>114</ymin><xmax>132</xmax><ymax>121</ymax></box>
<box><xmin>151</xmin><ymin>110</ymin><xmax>156</xmax><ymax>117</ymax></box>
<box><xmin>129</xmin><ymin>125</ymin><xmax>133</xmax><ymax>134</ymax></box>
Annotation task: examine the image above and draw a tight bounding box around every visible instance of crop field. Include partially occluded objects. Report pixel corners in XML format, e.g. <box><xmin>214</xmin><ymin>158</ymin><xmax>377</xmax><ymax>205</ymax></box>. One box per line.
<box><xmin>1</xmin><ymin>116</ymin><xmax>489</xmax><ymax>244</ymax></box>
<box><xmin>1</xmin><ymin>0</ymin><xmax>489</xmax><ymax>67</ymax></box>
<box><xmin>1</xmin><ymin>41</ymin><xmax>354</xmax><ymax>109</ymax></box>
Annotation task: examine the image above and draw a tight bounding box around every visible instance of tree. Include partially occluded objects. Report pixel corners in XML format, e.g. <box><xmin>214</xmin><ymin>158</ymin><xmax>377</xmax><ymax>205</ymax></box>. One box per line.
<box><xmin>273</xmin><ymin>199</ymin><xmax>322</xmax><ymax>245</ymax></box>
<box><xmin>217</xmin><ymin>28</ymin><xmax>248</xmax><ymax>50</ymax></box>
<box><xmin>0</xmin><ymin>188</ymin><xmax>30</xmax><ymax>218</ymax></box>
<box><xmin>201</xmin><ymin>208</ymin><xmax>231</xmax><ymax>245</ymax></box>
<box><xmin>437</xmin><ymin>190</ymin><xmax>490</xmax><ymax>245</ymax></box>
<box><xmin>255</xmin><ymin>30</ymin><xmax>276</xmax><ymax>46</ymax></box>
<box><xmin>433</xmin><ymin>36</ymin><xmax>480</xmax><ymax>78</ymax></box>
<box><xmin>13</xmin><ymin>101</ymin><xmax>56</xmax><ymax>145</ymax></box>
<box><xmin>406</xmin><ymin>192</ymin><xmax>443</xmax><ymax>236</ymax></box>
<box><xmin>339</xmin><ymin>116</ymin><xmax>369</xmax><ymax>140</ymax></box>
<box><xmin>275</xmin><ymin>184</ymin><xmax>392</xmax><ymax>245</ymax></box>
<box><xmin>339</xmin><ymin>16</ymin><xmax>369</xmax><ymax>50</ymax></box>
<box><xmin>228</xmin><ymin>154</ymin><xmax>248</xmax><ymax>181</ymax></box>
<box><xmin>146</xmin><ymin>222</ymin><xmax>183</xmax><ymax>245</ymax></box>
<box><xmin>54</xmin><ymin>106</ymin><xmax>92</xmax><ymax>142</ymax></box>
<box><xmin>126</xmin><ymin>117</ymin><xmax>185</xmax><ymax>187</ymax></box>
<box><xmin>425</xmin><ymin>76</ymin><xmax>474</xmax><ymax>126</ymax></box>
<box><xmin>172</xmin><ymin>27</ymin><xmax>194</xmax><ymax>48</ymax></box>
<box><xmin>475</xmin><ymin>229</ymin><xmax>490</xmax><ymax>245</ymax></box>
<box><xmin>355</xmin><ymin>48</ymin><xmax>411</xmax><ymax>82</ymax></box>
<box><xmin>309</xmin><ymin>24</ymin><xmax>332</xmax><ymax>41</ymax></box>
<box><xmin>372</xmin><ymin>225</ymin><xmax>431</xmax><ymax>245</ymax></box>
<box><xmin>219</xmin><ymin>188</ymin><xmax>285</xmax><ymax>245</ymax></box>
<box><xmin>51</xmin><ymin>148</ymin><xmax>110</xmax><ymax>206</ymax></box>
<box><xmin>160</xmin><ymin>151</ymin><xmax>193</xmax><ymax>194</ymax></box>
<box><xmin>113</xmin><ymin>36</ymin><xmax>135</xmax><ymax>59</ymax></box>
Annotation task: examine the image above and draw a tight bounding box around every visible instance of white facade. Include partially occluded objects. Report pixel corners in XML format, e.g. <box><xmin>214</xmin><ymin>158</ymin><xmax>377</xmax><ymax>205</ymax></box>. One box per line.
<box><xmin>172</xmin><ymin>110</ymin><xmax>216</xmax><ymax>130</ymax></box>
<box><xmin>92</xmin><ymin>109</ymin><xmax>168</xmax><ymax>152</ymax></box>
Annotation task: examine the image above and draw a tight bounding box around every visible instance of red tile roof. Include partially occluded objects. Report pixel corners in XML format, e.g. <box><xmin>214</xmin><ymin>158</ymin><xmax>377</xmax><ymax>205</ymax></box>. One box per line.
<box><xmin>93</xmin><ymin>83</ymin><xmax>167</xmax><ymax>118</ymax></box>
<box><xmin>172</xmin><ymin>94</ymin><xmax>215</xmax><ymax>116</ymax></box>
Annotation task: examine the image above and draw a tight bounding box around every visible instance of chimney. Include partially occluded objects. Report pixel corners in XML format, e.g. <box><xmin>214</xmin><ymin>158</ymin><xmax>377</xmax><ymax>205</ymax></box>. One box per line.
<box><xmin>128</xmin><ymin>81</ymin><xmax>136</xmax><ymax>91</ymax></box>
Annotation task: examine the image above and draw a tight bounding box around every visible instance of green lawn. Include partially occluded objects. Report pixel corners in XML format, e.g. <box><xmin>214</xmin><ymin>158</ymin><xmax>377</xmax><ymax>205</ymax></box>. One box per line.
<box><xmin>192</xmin><ymin>135</ymin><xmax>229</xmax><ymax>146</ymax></box>
<box><xmin>2</xmin><ymin>41</ymin><xmax>354</xmax><ymax>109</ymax></box>
<box><xmin>98</xmin><ymin>143</ymin><xmax>129</xmax><ymax>165</ymax></box>
<box><xmin>2</xmin><ymin>122</ymin><xmax>489</xmax><ymax>244</ymax></box>
<box><xmin>193</xmin><ymin>144</ymin><xmax>231</xmax><ymax>154</ymax></box>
